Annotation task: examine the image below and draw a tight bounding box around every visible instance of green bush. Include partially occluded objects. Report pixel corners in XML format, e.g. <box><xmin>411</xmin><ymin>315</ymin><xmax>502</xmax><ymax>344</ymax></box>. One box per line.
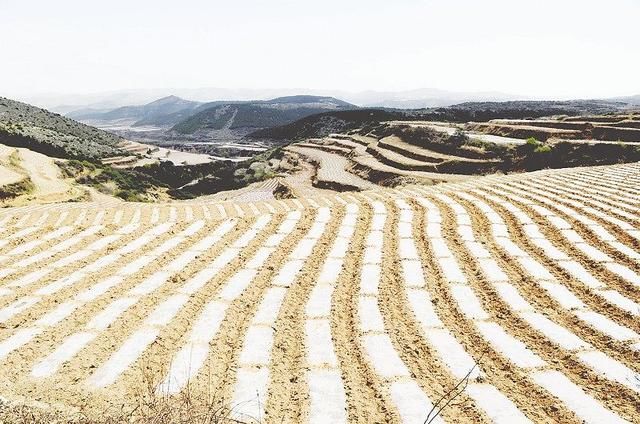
<box><xmin>57</xmin><ymin>159</ymin><xmax>164</xmax><ymax>202</ymax></box>
<box><xmin>534</xmin><ymin>144</ymin><xmax>552</xmax><ymax>153</ymax></box>
<box><xmin>116</xmin><ymin>189</ymin><xmax>143</xmax><ymax>202</ymax></box>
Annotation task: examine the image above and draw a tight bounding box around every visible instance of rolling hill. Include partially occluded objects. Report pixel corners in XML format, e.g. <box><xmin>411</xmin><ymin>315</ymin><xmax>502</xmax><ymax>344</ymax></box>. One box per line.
<box><xmin>248</xmin><ymin>109</ymin><xmax>405</xmax><ymax>141</ymax></box>
<box><xmin>171</xmin><ymin>95</ymin><xmax>357</xmax><ymax>134</ymax></box>
<box><xmin>68</xmin><ymin>95</ymin><xmax>203</xmax><ymax>127</ymax></box>
<box><xmin>249</xmin><ymin>100</ymin><xmax>630</xmax><ymax>142</ymax></box>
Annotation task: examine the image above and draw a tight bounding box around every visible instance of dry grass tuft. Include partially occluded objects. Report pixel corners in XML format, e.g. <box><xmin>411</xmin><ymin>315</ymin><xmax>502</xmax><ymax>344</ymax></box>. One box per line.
<box><xmin>0</xmin><ymin>393</ymin><xmax>244</xmax><ymax>424</ymax></box>
<box><xmin>0</xmin><ymin>366</ymin><xmax>249</xmax><ymax>424</ymax></box>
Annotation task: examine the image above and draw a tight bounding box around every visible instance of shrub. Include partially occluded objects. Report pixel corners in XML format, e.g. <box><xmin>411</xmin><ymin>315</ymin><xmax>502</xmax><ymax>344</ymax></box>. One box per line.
<box><xmin>57</xmin><ymin>160</ymin><xmax>164</xmax><ymax>202</ymax></box>
<box><xmin>534</xmin><ymin>144</ymin><xmax>552</xmax><ymax>154</ymax></box>
<box><xmin>0</xmin><ymin>177</ymin><xmax>35</xmax><ymax>200</ymax></box>
<box><xmin>116</xmin><ymin>189</ymin><xmax>142</xmax><ymax>202</ymax></box>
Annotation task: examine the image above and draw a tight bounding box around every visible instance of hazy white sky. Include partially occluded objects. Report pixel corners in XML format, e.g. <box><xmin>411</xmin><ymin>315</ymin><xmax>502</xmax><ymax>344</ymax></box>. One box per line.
<box><xmin>1</xmin><ymin>0</ymin><xmax>639</xmax><ymax>99</ymax></box>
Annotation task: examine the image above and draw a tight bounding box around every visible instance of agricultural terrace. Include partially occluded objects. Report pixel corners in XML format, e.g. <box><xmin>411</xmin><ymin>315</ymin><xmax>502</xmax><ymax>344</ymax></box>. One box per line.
<box><xmin>0</xmin><ymin>161</ymin><xmax>638</xmax><ymax>422</ymax></box>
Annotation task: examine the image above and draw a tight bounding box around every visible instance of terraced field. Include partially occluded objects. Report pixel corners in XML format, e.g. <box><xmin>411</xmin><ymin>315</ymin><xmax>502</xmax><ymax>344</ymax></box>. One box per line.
<box><xmin>286</xmin><ymin>135</ymin><xmax>470</xmax><ymax>189</ymax></box>
<box><xmin>0</xmin><ymin>161</ymin><xmax>639</xmax><ymax>423</ymax></box>
<box><xmin>286</xmin><ymin>145</ymin><xmax>376</xmax><ymax>191</ymax></box>
<box><xmin>468</xmin><ymin>114</ymin><xmax>640</xmax><ymax>144</ymax></box>
<box><xmin>389</xmin><ymin>114</ymin><xmax>640</xmax><ymax>146</ymax></box>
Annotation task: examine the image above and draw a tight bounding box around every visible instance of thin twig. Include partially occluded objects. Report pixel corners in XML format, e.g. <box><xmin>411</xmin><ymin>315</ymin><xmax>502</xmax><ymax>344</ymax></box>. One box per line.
<box><xmin>423</xmin><ymin>352</ymin><xmax>485</xmax><ymax>424</ymax></box>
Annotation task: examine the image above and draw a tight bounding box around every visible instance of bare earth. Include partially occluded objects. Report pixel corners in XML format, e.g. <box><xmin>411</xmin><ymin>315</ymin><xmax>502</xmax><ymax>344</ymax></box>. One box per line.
<box><xmin>0</xmin><ymin>157</ymin><xmax>638</xmax><ymax>423</ymax></box>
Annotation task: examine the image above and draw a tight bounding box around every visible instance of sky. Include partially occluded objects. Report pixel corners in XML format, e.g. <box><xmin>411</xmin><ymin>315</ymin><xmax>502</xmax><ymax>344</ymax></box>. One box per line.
<box><xmin>1</xmin><ymin>0</ymin><xmax>639</xmax><ymax>101</ymax></box>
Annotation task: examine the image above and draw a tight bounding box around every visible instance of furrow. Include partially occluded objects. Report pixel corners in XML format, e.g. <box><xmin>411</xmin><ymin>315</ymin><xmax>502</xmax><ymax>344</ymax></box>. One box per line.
<box><xmin>446</xmin><ymin>191</ymin><xmax>640</xmax><ymax>416</ymax></box>
<box><xmin>437</xmin><ymin>191</ymin><xmax>634</xmax><ymax>421</ymax></box>
<box><xmin>508</xmin><ymin>179</ymin><xmax>640</xmax><ymax>247</ymax></box>
<box><xmin>539</xmin><ymin>172</ymin><xmax>640</xmax><ymax>215</ymax></box>
<box><xmin>0</xmin><ymin>207</ymin><xmax>152</xmax><ymax>301</ymax></box>
<box><xmin>81</xmin><ymin>217</ymin><xmax>246</xmax><ymax>390</ymax></box>
<box><xmin>381</xmin><ymin>198</ymin><xmax>491</xmax><ymax>423</ymax></box>
<box><xmin>510</xmin><ymin>178</ymin><xmax>640</xmax><ymax>250</ymax></box>
<box><xmin>0</xmin><ymin>225</ymin><xmax>48</xmax><ymax>253</ymax></box>
<box><xmin>0</xmin><ymin>224</ymin><xmax>118</xmax><ymax>295</ymax></box>
<box><xmin>0</xmin><ymin>221</ymin><xmax>160</xmax><ymax>324</ymax></box>
<box><xmin>155</xmin><ymin>211</ymin><xmax>299</xmax><ymax>399</ymax></box>
<box><xmin>410</xmin><ymin>195</ymin><xmax>572</xmax><ymax>422</ymax></box>
<box><xmin>83</xmin><ymin>215</ymin><xmax>272</xmax><ymax>394</ymax></box>
<box><xmin>473</xmin><ymin>187</ymin><xmax>640</xmax><ymax>326</ymax></box>
<box><xmin>541</xmin><ymin>174</ymin><xmax>640</xmax><ymax>215</ymax></box>
<box><xmin>489</xmin><ymin>184</ymin><xmax>640</xmax><ymax>298</ymax></box>
<box><xmin>449</xmin><ymin>188</ymin><xmax>640</xmax><ymax>356</ymax></box>
<box><xmin>0</xmin><ymin>221</ymin><xmax>212</xmax><ymax>404</ymax></box>
<box><xmin>227</xmin><ymin>208</ymin><xmax>334</xmax><ymax>422</ymax></box>
<box><xmin>327</xmin><ymin>197</ymin><xmax>395</xmax><ymax>423</ymax></box>
<box><xmin>261</xmin><ymin>206</ymin><xmax>344</xmax><ymax>423</ymax></box>
<box><xmin>354</xmin><ymin>198</ymin><xmax>444</xmax><ymax>424</ymax></box>
<box><xmin>26</xmin><ymin>220</ymin><xmax>190</xmax><ymax>377</ymax></box>
<box><xmin>139</xmin><ymin>215</ymin><xmax>283</xmax><ymax>401</ymax></box>
<box><xmin>167</xmin><ymin>209</ymin><xmax>314</xmax><ymax>423</ymax></box>
<box><xmin>577</xmin><ymin>168</ymin><xmax>640</xmax><ymax>196</ymax></box>
<box><xmin>303</xmin><ymin>203</ymin><xmax>359</xmax><ymax>424</ymax></box>
<box><xmin>576</xmin><ymin>174</ymin><xmax>640</xmax><ymax>200</ymax></box>
<box><xmin>0</xmin><ymin>225</ymin><xmax>76</xmax><ymax>268</ymax></box>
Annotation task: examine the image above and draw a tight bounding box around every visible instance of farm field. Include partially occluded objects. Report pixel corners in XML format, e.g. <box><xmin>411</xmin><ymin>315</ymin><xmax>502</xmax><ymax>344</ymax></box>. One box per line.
<box><xmin>285</xmin><ymin>135</ymin><xmax>472</xmax><ymax>189</ymax></box>
<box><xmin>386</xmin><ymin>112</ymin><xmax>640</xmax><ymax>146</ymax></box>
<box><xmin>467</xmin><ymin>113</ymin><xmax>640</xmax><ymax>145</ymax></box>
<box><xmin>0</xmin><ymin>160</ymin><xmax>638</xmax><ymax>423</ymax></box>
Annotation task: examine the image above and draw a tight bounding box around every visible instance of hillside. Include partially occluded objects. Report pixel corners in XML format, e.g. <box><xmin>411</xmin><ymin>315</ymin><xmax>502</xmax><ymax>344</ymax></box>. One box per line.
<box><xmin>441</xmin><ymin>100</ymin><xmax>629</xmax><ymax>121</ymax></box>
<box><xmin>248</xmin><ymin>109</ymin><xmax>405</xmax><ymax>140</ymax></box>
<box><xmin>248</xmin><ymin>100</ymin><xmax>630</xmax><ymax>142</ymax></box>
<box><xmin>172</xmin><ymin>96</ymin><xmax>357</xmax><ymax>134</ymax></box>
<box><xmin>0</xmin><ymin>162</ymin><xmax>638</xmax><ymax>423</ymax></box>
<box><xmin>1</xmin><ymin>96</ymin><xmax>640</xmax><ymax>423</ymax></box>
<box><xmin>0</xmin><ymin>97</ymin><xmax>124</xmax><ymax>160</ymax></box>
<box><xmin>612</xmin><ymin>94</ymin><xmax>640</xmax><ymax>106</ymax></box>
<box><xmin>68</xmin><ymin>95</ymin><xmax>202</xmax><ymax>127</ymax></box>
<box><xmin>0</xmin><ymin>144</ymin><xmax>98</xmax><ymax>205</ymax></box>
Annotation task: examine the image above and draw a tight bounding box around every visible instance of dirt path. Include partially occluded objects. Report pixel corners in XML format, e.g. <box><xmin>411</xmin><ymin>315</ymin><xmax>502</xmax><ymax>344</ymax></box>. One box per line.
<box><xmin>16</xmin><ymin>149</ymin><xmax>76</xmax><ymax>200</ymax></box>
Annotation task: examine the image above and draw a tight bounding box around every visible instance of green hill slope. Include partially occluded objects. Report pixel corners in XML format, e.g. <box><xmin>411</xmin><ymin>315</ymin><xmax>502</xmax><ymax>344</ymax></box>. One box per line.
<box><xmin>248</xmin><ymin>109</ymin><xmax>404</xmax><ymax>140</ymax></box>
<box><xmin>0</xmin><ymin>97</ymin><xmax>124</xmax><ymax>160</ymax></box>
<box><xmin>172</xmin><ymin>96</ymin><xmax>357</xmax><ymax>134</ymax></box>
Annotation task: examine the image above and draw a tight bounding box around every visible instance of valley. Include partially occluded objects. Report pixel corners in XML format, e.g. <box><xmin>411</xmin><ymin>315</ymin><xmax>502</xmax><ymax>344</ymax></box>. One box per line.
<box><xmin>71</xmin><ymin>95</ymin><xmax>357</xmax><ymax>162</ymax></box>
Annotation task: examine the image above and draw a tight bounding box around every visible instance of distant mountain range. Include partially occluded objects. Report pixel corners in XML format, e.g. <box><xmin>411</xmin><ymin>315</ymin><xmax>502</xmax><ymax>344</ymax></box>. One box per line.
<box><xmin>23</xmin><ymin>87</ymin><xmax>520</xmax><ymax>112</ymax></box>
<box><xmin>68</xmin><ymin>95</ymin><xmax>203</xmax><ymax>127</ymax></box>
<box><xmin>56</xmin><ymin>91</ymin><xmax>640</xmax><ymax>149</ymax></box>
<box><xmin>22</xmin><ymin>88</ymin><xmax>640</xmax><ymax>115</ymax></box>
<box><xmin>171</xmin><ymin>96</ymin><xmax>356</xmax><ymax>134</ymax></box>
<box><xmin>344</xmin><ymin>88</ymin><xmax>518</xmax><ymax>109</ymax></box>
<box><xmin>0</xmin><ymin>93</ymin><xmax>635</xmax><ymax>162</ymax></box>
<box><xmin>66</xmin><ymin>95</ymin><xmax>358</xmax><ymax>135</ymax></box>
